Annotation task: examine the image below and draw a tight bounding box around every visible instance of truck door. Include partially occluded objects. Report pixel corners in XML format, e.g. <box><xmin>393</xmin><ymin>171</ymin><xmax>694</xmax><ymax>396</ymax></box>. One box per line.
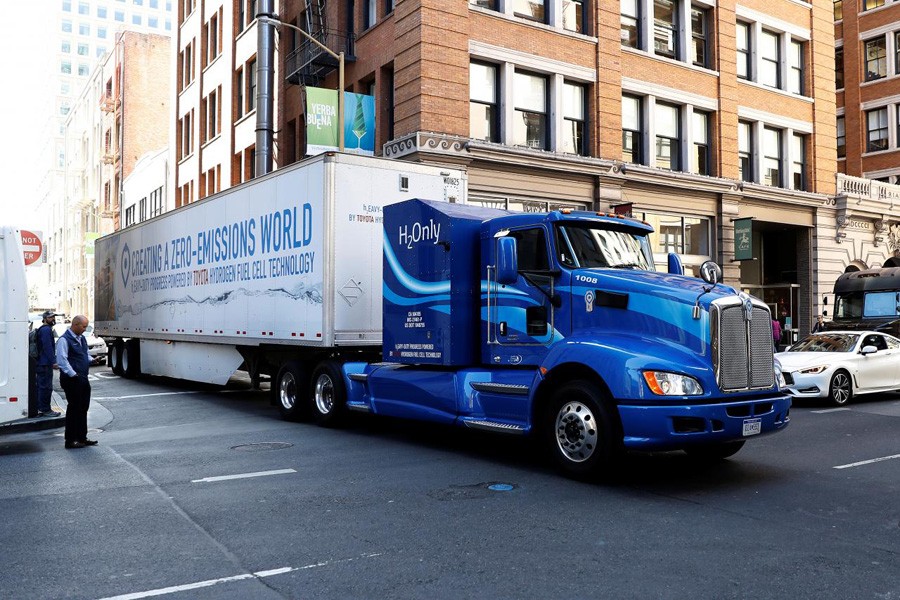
<box><xmin>486</xmin><ymin>226</ymin><xmax>561</xmax><ymax>367</ymax></box>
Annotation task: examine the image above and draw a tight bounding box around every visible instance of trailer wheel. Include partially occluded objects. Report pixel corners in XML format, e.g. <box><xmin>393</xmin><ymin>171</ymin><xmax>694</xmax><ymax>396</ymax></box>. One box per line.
<box><xmin>545</xmin><ymin>380</ymin><xmax>621</xmax><ymax>480</ymax></box>
<box><xmin>275</xmin><ymin>361</ymin><xmax>310</xmax><ymax>422</ymax></box>
<box><xmin>683</xmin><ymin>441</ymin><xmax>745</xmax><ymax>461</ymax></box>
<box><xmin>121</xmin><ymin>339</ymin><xmax>141</xmax><ymax>378</ymax></box>
<box><xmin>309</xmin><ymin>360</ymin><xmax>347</xmax><ymax>427</ymax></box>
<box><xmin>110</xmin><ymin>340</ymin><xmax>124</xmax><ymax>376</ymax></box>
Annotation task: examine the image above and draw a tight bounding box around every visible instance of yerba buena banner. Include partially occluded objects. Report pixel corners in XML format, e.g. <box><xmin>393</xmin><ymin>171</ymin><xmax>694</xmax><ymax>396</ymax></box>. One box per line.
<box><xmin>305</xmin><ymin>87</ymin><xmax>375</xmax><ymax>156</ymax></box>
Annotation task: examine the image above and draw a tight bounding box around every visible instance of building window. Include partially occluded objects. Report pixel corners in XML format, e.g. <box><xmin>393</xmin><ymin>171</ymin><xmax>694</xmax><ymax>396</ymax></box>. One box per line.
<box><xmin>621</xmin><ymin>0</ymin><xmax>640</xmax><ymax>48</ymax></box>
<box><xmin>655</xmin><ymin>102</ymin><xmax>680</xmax><ymax>170</ymax></box>
<box><xmin>181</xmin><ymin>41</ymin><xmax>194</xmax><ymax>88</ymax></box>
<box><xmin>139</xmin><ymin>197</ymin><xmax>147</xmax><ymax>222</ymax></box>
<box><xmin>149</xmin><ymin>16</ymin><xmax>158</xmax><ymax>27</ymax></box>
<box><xmin>690</xmin><ymin>7</ymin><xmax>707</xmax><ymax>68</ymax></box>
<box><xmin>865</xmin><ymin>37</ymin><xmax>886</xmax><ymax>81</ymax></box>
<box><xmin>562</xmin><ymin>81</ymin><xmax>586</xmax><ymax>155</ymax></box>
<box><xmin>513</xmin><ymin>70</ymin><xmax>548</xmax><ymax>149</ymax></box>
<box><xmin>207</xmin><ymin>12</ymin><xmax>220</xmax><ymax>64</ymax></box>
<box><xmin>692</xmin><ymin>110</ymin><xmax>709</xmax><ymax>175</ymax></box>
<box><xmin>836</xmin><ymin>116</ymin><xmax>846</xmax><ymax>158</ymax></box>
<box><xmin>98</xmin><ymin>26</ymin><xmax>107</xmax><ymax>38</ymax></box>
<box><xmin>835</xmin><ymin>47</ymin><xmax>844</xmax><ymax>89</ymax></box>
<box><xmin>180</xmin><ymin>110</ymin><xmax>193</xmax><ymax>158</ymax></box>
<box><xmin>863</xmin><ymin>0</ymin><xmax>885</xmax><ymax>10</ymax></box>
<box><xmin>97</xmin><ymin>5</ymin><xmax>107</xmax><ymax>17</ymax></box>
<box><xmin>866</xmin><ymin>108</ymin><xmax>888</xmax><ymax>152</ymax></box>
<box><xmin>470</xmin><ymin>0</ymin><xmax>497</xmax><ymax>8</ymax></box>
<box><xmin>62</xmin><ymin>1</ymin><xmax>71</xmax><ymax>11</ymax></box>
<box><xmin>386</xmin><ymin>0</ymin><xmax>395</xmax><ymax>13</ymax></box>
<box><xmin>739</xmin><ymin>123</ymin><xmax>752</xmax><ymax>181</ymax></box>
<box><xmin>759</xmin><ymin>30</ymin><xmax>780</xmax><ymax>88</ymax></box>
<box><xmin>78</xmin><ymin>43</ymin><xmax>89</xmax><ymax>56</ymax></box>
<box><xmin>62</xmin><ymin>19</ymin><xmax>72</xmax><ymax>32</ymax></box>
<box><xmin>364</xmin><ymin>0</ymin><xmax>376</xmax><ymax>29</ymax></box>
<box><xmin>78</xmin><ymin>63</ymin><xmax>89</xmax><ymax>76</ymax></box>
<box><xmin>61</xmin><ymin>40</ymin><xmax>71</xmax><ymax>53</ymax></box>
<box><xmin>653</xmin><ymin>0</ymin><xmax>677</xmax><ymax>59</ymax></box>
<box><xmin>247</xmin><ymin>59</ymin><xmax>257</xmax><ymax>112</ymax></box>
<box><xmin>622</xmin><ymin>94</ymin><xmax>643</xmax><ymax>164</ymax></box>
<box><xmin>150</xmin><ymin>186</ymin><xmax>164</xmax><ymax>218</ymax></box>
<box><xmin>61</xmin><ymin>60</ymin><xmax>72</xmax><ymax>74</ymax></box>
<box><xmin>791</xmin><ymin>134</ymin><xmax>806</xmax><ymax>191</ymax></box>
<box><xmin>236</xmin><ymin>67</ymin><xmax>244</xmax><ymax>118</ymax></box>
<box><xmin>788</xmin><ymin>40</ymin><xmax>803</xmax><ymax>95</ymax></box>
<box><xmin>469</xmin><ymin>63</ymin><xmax>497</xmax><ymax>139</ymax></box>
<box><xmin>562</xmin><ymin>0</ymin><xmax>585</xmax><ymax>34</ymax></box>
<box><xmin>833</xmin><ymin>0</ymin><xmax>842</xmax><ymax>20</ymax></box>
<box><xmin>79</xmin><ymin>22</ymin><xmax>89</xmax><ymax>35</ymax></box>
<box><xmin>205</xmin><ymin>88</ymin><xmax>220</xmax><ymax>141</ymax></box>
<box><xmin>762</xmin><ymin>127</ymin><xmax>782</xmax><ymax>187</ymax></box>
<box><xmin>133</xmin><ymin>14</ymin><xmax>142</xmax><ymax>25</ymax></box>
<box><xmin>78</xmin><ymin>2</ymin><xmax>88</xmax><ymax>14</ymax></box>
<box><xmin>736</xmin><ymin>22</ymin><xmax>750</xmax><ymax>79</ymax></box>
<box><xmin>124</xmin><ymin>205</ymin><xmax>135</xmax><ymax>227</ymax></box>
<box><xmin>513</xmin><ymin>0</ymin><xmax>546</xmax><ymax>23</ymax></box>
<box><xmin>115</xmin><ymin>10</ymin><xmax>124</xmax><ymax>21</ymax></box>
<box><xmin>640</xmin><ymin>213</ymin><xmax>710</xmax><ymax>257</ymax></box>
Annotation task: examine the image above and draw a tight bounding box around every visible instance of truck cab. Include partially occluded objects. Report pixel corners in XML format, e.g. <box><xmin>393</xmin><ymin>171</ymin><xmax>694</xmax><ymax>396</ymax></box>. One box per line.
<box><xmin>344</xmin><ymin>200</ymin><xmax>791</xmax><ymax>479</ymax></box>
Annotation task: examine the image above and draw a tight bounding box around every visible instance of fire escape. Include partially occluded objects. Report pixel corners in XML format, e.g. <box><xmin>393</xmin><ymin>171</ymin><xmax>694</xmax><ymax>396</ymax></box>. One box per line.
<box><xmin>285</xmin><ymin>0</ymin><xmax>355</xmax><ymax>86</ymax></box>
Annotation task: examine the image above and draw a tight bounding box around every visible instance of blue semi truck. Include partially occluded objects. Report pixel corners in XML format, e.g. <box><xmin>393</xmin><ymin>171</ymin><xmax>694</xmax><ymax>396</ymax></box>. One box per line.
<box><xmin>321</xmin><ymin>199</ymin><xmax>790</xmax><ymax>478</ymax></box>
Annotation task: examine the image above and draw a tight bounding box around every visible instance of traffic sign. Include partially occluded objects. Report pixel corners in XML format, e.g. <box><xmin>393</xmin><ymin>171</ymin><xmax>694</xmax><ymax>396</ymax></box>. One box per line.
<box><xmin>21</xmin><ymin>230</ymin><xmax>43</xmax><ymax>266</ymax></box>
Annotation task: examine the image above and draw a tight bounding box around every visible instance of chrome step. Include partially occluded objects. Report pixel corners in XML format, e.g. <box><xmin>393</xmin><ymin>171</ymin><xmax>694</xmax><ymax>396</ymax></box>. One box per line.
<box><xmin>346</xmin><ymin>403</ymin><xmax>371</xmax><ymax>413</ymax></box>
<box><xmin>469</xmin><ymin>382</ymin><xmax>530</xmax><ymax>396</ymax></box>
<box><xmin>348</xmin><ymin>373</ymin><xmax>368</xmax><ymax>382</ymax></box>
<box><xmin>462</xmin><ymin>419</ymin><xmax>526</xmax><ymax>434</ymax></box>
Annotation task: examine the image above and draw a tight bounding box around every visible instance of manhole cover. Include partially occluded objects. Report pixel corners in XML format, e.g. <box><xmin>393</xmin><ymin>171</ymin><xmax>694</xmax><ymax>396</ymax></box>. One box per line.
<box><xmin>428</xmin><ymin>482</ymin><xmax>518</xmax><ymax>501</ymax></box>
<box><xmin>231</xmin><ymin>442</ymin><xmax>293</xmax><ymax>452</ymax></box>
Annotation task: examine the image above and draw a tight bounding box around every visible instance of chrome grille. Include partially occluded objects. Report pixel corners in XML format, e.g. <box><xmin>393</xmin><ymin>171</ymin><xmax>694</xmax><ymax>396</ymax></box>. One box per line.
<box><xmin>712</xmin><ymin>299</ymin><xmax>775</xmax><ymax>392</ymax></box>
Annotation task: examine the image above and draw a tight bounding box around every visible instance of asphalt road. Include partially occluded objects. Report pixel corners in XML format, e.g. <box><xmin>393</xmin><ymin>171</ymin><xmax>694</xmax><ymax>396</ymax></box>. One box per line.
<box><xmin>1</xmin><ymin>366</ymin><xmax>898</xmax><ymax>600</ymax></box>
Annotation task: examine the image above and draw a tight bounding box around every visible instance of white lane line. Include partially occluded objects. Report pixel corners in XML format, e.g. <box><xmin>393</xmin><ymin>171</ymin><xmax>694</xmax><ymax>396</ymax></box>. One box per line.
<box><xmin>191</xmin><ymin>468</ymin><xmax>296</xmax><ymax>483</ymax></box>
<box><xmin>811</xmin><ymin>408</ymin><xmax>851</xmax><ymax>414</ymax></box>
<box><xmin>834</xmin><ymin>453</ymin><xmax>900</xmax><ymax>470</ymax></box>
<box><xmin>96</xmin><ymin>553</ymin><xmax>383</xmax><ymax>600</ymax></box>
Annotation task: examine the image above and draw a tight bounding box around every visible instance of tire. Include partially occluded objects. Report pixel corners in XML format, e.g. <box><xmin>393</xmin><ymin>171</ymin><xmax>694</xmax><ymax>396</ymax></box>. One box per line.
<box><xmin>109</xmin><ymin>340</ymin><xmax>124</xmax><ymax>376</ymax></box>
<box><xmin>545</xmin><ymin>380</ymin><xmax>621</xmax><ymax>480</ymax></box>
<box><xmin>309</xmin><ymin>360</ymin><xmax>347</xmax><ymax>427</ymax></box>
<box><xmin>829</xmin><ymin>370</ymin><xmax>853</xmax><ymax>406</ymax></box>
<box><xmin>684</xmin><ymin>440</ymin><xmax>745</xmax><ymax>461</ymax></box>
<box><xmin>274</xmin><ymin>361</ymin><xmax>310</xmax><ymax>422</ymax></box>
<box><xmin>121</xmin><ymin>339</ymin><xmax>141</xmax><ymax>378</ymax></box>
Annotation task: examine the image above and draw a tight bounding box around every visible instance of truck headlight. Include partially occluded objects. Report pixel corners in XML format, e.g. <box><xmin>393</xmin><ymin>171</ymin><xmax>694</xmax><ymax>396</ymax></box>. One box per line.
<box><xmin>799</xmin><ymin>365</ymin><xmax>827</xmax><ymax>374</ymax></box>
<box><xmin>642</xmin><ymin>371</ymin><xmax>703</xmax><ymax>396</ymax></box>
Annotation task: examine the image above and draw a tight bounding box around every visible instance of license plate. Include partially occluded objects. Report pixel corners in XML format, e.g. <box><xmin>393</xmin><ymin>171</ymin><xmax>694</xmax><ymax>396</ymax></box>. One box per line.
<box><xmin>742</xmin><ymin>418</ymin><xmax>762</xmax><ymax>437</ymax></box>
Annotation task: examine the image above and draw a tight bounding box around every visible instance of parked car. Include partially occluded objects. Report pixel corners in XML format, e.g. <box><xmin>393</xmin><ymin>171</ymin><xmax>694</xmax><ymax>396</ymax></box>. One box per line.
<box><xmin>776</xmin><ymin>331</ymin><xmax>900</xmax><ymax>406</ymax></box>
<box><xmin>52</xmin><ymin>323</ymin><xmax>108</xmax><ymax>366</ymax></box>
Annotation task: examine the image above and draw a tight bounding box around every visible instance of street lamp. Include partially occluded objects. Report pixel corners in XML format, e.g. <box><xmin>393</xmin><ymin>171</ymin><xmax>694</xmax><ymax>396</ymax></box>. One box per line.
<box><xmin>258</xmin><ymin>15</ymin><xmax>345</xmax><ymax>152</ymax></box>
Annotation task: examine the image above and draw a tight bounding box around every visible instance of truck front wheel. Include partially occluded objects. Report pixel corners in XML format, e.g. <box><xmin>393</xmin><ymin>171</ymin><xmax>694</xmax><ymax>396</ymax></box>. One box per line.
<box><xmin>546</xmin><ymin>381</ymin><xmax>620</xmax><ymax>480</ymax></box>
<box><xmin>309</xmin><ymin>360</ymin><xmax>347</xmax><ymax>427</ymax></box>
<box><xmin>275</xmin><ymin>361</ymin><xmax>310</xmax><ymax>422</ymax></box>
<box><xmin>109</xmin><ymin>340</ymin><xmax>124</xmax><ymax>376</ymax></box>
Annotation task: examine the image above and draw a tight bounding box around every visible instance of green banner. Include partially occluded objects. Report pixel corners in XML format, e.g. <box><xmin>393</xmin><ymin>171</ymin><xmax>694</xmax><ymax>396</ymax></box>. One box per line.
<box><xmin>306</xmin><ymin>87</ymin><xmax>340</xmax><ymax>154</ymax></box>
<box><xmin>84</xmin><ymin>232</ymin><xmax>100</xmax><ymax>256</ymax></box>
<box><xmin>733</xmin><ymin>218</ymin><xmax>753</xmax><ymax>261</ymax></box>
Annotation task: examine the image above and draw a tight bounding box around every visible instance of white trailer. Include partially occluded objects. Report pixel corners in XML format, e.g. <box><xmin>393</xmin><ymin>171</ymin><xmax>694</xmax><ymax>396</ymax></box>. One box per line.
<box><xmin>0</xmin><ymin>227</ymin><xmax>31</xmax><ymax>427</ymax></box>
<box><xmin>94</xmin><ymin>152</ymin><xmax>466</xmax><ymax>419</ymax></box>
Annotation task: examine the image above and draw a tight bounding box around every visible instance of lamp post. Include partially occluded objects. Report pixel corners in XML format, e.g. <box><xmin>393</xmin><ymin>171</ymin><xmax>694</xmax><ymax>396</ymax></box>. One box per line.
<box><xmin>258</xmin><ymin>15</ymin><xmax>345</xmax><ymax>152</ymax></box>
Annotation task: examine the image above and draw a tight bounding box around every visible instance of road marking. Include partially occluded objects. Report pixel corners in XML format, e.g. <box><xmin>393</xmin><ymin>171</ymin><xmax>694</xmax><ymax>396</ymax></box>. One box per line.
<box><xmin>811</xmin><ymin>408</ymin><xmax>851</xmax><ymax>414</ymax></box>
<box><xmin>191</xmin><ymin>468</ymin><xmax>296</xmax><ymax>483</ymax></box>
<box><xmin>96</xmin><ymin>553</ymin><xmax>382</xmax><ymax>600</ymax></box>
<box><xmin>833</xmin><ymin>453</ymin><xmax>900</xmax><ymax>470</ymax></box>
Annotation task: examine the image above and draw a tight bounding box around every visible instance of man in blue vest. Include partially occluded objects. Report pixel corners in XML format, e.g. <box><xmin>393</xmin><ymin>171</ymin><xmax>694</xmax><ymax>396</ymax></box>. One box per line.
<box><xmin>35</xmin><ymin>311</ymin><xmax>61</xmax><ymax>417</ymax></box>
<box><xmin>56</xmin><ymin>315</ymin><xmax>98</xmax><ymax>449</ymax></box>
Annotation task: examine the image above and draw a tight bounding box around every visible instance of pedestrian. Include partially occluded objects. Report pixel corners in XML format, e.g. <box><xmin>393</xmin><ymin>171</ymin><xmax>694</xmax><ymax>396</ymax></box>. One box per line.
<box><xmin>772</xmin><ymin>318</ymin><xmax>782</xmax><ymax>352</ymax></box>
<box><xmin>56</xmin><ymin>315</ymin><xmax>97</xmax><ymax>449</ymax></box>
<box><xmin>34</xmin><ymin>311</ymin><xmax>61</xmax><ymax>417</ymax></box>
<box><xmin>812</xmin><ymin>314</ymin><xmax>825</xmax><ymax>334</ymax></box>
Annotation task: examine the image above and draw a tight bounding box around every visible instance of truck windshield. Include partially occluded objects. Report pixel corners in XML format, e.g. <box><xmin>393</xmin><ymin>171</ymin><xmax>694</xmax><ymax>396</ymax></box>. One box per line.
<box><xmin>835</xmin><ymin>291</ymin><xmax>900</xmax><ymax>319</ymax></box>
<box><xmin>556</xmin><ymin>223</ymin><xmax>654</xmax><ymax>270</ymax></box>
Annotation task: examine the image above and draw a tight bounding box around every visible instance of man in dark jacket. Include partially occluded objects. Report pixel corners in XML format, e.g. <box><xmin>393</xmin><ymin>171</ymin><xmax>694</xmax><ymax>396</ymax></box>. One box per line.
<box><xmin>56</xmin><ymin>315</ymin><xmax>97</xmax><ymax>449</ymax></box>
<box><xmin>35</xmin><ymin>311</ymin><xmax>61</xmax><ymax>417</ymax></box>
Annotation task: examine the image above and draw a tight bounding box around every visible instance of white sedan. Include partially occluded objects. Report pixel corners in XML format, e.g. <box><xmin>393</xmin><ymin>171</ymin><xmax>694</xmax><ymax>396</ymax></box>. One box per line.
<box><xmin>776</xmin><ymin>331</ymin><xmax>900</xmax><ymax>406</ymax></box>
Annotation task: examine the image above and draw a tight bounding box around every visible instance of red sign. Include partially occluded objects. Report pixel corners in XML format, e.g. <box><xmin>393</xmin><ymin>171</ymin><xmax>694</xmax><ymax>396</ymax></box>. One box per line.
<box><xmin>21</xmin><ymin>230</ymin><xmax>43</xmax><ymax>266</ymax></box>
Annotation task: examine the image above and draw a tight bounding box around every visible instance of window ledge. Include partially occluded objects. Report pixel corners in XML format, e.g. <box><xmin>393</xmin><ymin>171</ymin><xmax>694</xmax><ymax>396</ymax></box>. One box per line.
<box><xmin>177</xmin><ymin>151</ymin><xmax>195</xmax><ymax>165</ymax></box>
<box><xmin>862</xmin><ymin>148</ymin><xmax>899</xmax><ymax>158</ymax></box>
<box><xmin>235</xmin><ymin>110</ymin><xmax>256</xmax><ymax>128</ymax></box>
<box><xmin>621</xmin><ymin>47</ymin><xmax>719</xmax><ymax>77</ymax></box>
<box><xmin>202</xmin><ymin>54</ymin><xmax>221</xmax><ymax>75</ymax></box>
<box><xmin>785</xmin><ymin>0</ymin><xmax>812</xmax><ymax>7</ymax></box>
<box><xmin>859</xmin><ymin>4</ymin><xmax>895</xmax><ymax>19</ymax></box>
<box><xmin>201</xmin><ymin>133</ymin><xmax>222</xmax><ymax>151</ymax></box>
<box><xmin>737</xmin><ymin>79</ymin><xmax>813</xmax><ymax>103</ymax></box>
<box><xmin>861</xmin><ymin>75</ymin><xmax>895</xmax><ymax>88</ymax></box>
<box><xmin>469</xmin><ymin>5</ymin><xmax>598</xmax><ymax>43</ymax></box>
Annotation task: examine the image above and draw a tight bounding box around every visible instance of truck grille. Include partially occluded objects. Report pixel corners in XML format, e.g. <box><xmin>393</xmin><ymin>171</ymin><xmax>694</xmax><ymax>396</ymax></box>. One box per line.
<box><xmin>712</xmin><ymin>298</ymin><xmax>775</xmax><ymax>392</ymax></box>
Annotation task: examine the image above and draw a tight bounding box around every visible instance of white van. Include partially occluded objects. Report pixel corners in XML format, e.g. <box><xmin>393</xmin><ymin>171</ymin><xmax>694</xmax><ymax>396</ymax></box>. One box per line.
<box><xmin>0</xmin><ymin>227</ymin><xmax>30</xmax><ymax>427</ymax></box>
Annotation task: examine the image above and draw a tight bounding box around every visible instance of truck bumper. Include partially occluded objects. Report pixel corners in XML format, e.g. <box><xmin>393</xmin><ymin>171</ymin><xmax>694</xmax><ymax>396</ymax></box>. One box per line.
<box><xmin>617</xmin><ymin>395</ymin><xmax>791</xmax><ymax>451</ymax></box>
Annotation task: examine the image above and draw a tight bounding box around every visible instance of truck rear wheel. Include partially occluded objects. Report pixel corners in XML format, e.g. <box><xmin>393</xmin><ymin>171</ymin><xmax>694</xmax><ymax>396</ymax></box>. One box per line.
<box><xmin>121</xmin><ymin>339</ymin><xmax>141</xmax><ymax>378</ymax></box>
<box><xmin>309</xmin><ymin>360</ymin><xmax>347</xmax><ymax>427</ymax></box>
<box><xmin>109</xmin><ymin>340</ymin><xmax>124</xmax><ymax>376</ymax></box>
<box><xmin>546</xmin><ymin>380</ymin><xmax>620</xmax><ymax>480</ymax></box>
<box><xmin>275</xmin><ymin>361</ymin><xmax>310</xmax><ymax>422</ymax></box>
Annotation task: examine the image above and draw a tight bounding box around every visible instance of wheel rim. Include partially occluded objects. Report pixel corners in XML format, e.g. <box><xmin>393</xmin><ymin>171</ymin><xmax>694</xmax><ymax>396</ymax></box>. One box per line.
<box><xmin>555</xmin><ymin>401</ymin><xmax>598</xmax><ymax>463</ymax></box>
<box><xmin>122</xmin><ymin>348</ymin><xmax>129</xmax><ymax>371</ymax></box>
<box><xmin>831</xmin><ymin>373</ymin><xmax>851</xmax><ymax>405</ymax></box>
<box><xmin>279</xmin><ymin>372</ymin><xmax>297</xmax><ymax>410</ymax></box>
<box><xmin>314</xmin><ymin>374</ymin><xmax>334</xmax><ymax>415</ymax></box>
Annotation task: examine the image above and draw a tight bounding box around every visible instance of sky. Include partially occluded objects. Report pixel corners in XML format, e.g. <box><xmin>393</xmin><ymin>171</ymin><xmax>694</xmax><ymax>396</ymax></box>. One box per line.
<box><xmin>0</xmin><ymin>1</ymin><xmax>54</xmax><ymax>231</ymax></box>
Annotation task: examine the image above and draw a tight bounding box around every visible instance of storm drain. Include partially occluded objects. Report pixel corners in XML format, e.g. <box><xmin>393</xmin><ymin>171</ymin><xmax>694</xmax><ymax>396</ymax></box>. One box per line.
<box><xmin>230</xmin><ymin>442</ymin><xmax>293</xmax><ymax>452</ymax></box>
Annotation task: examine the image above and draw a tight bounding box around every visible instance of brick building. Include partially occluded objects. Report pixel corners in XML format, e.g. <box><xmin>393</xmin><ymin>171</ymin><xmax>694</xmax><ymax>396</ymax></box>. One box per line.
<box><xmin>833</xmin><ymin>0</ymin><xmax>900</xmax><ymax>279</ymax></box>
<box><xmin>175</xmin><ymin>0</ymin><xmax>853</xmax><ymax>335</ymax></box>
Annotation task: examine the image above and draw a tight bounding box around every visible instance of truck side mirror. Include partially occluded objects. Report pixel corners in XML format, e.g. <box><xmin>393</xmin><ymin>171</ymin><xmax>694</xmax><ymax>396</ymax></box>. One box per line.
<box><xmin>496</xmin><ymin>237</ymin><xmax>518</xmax><ymax>285</ymax></box>
<box><xmin>667</xmin><ymin>252</ymin><xmax>684</xmax><ymax>276</ymax></box>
